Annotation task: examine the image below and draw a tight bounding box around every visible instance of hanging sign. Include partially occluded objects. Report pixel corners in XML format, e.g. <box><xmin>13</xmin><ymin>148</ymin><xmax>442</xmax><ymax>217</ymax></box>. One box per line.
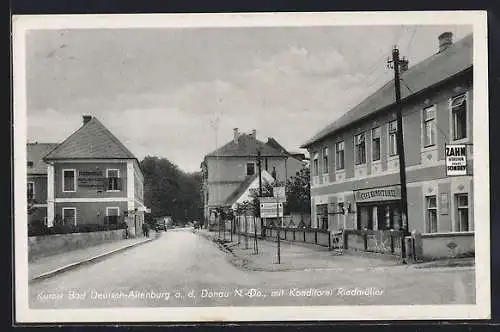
<box><xmin>445</xmin><ymin>144</ymin><xmax>467</xmax><ymax>176</ymax></box>
<box><xmin>354</xmin><ymin>185</ymin><xmax>401</xmax><ymax>203</ymax></box>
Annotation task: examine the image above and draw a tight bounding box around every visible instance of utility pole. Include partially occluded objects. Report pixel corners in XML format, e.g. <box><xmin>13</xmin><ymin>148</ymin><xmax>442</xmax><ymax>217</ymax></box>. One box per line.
<box><xmin>257</xmin><ymin>149</ymin><xmax>264</xmax><ymax>238</ymax></box>
<box><xmin>388</xmin><ymin>45</ymin><xmax>410</xmax><ymax>263</ymax></box>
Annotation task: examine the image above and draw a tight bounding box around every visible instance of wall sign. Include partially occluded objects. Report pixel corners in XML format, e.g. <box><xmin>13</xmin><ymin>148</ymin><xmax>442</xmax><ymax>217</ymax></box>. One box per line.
<box><xmin>445</xmin><ymin>144</ymin><xmax>467</xmax><ymax>176</ymax></box>
<box><xmin>354</xmin><ymin>185</ymin><xmax>401</xmax><ymax>203</ymax></box>
<box><xmin>78</xmin><ymin>170</ymin><xmax>106</xmax><ymax>188</ymax></box>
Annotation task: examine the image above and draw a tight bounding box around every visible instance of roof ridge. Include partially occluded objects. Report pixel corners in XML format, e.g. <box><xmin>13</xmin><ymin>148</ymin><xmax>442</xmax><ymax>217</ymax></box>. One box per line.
<box><xmin>91</xmin><ymin>118</ymin><xmax>137</xmax><ymax>158</ymax></box>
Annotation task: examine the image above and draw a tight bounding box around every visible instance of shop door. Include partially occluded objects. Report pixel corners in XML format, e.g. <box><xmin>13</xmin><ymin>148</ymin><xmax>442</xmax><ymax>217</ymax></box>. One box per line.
<box><xmin>357</xmin><ymin>205</ymin><xmax>373</xmax><ymax>230</ymax></box>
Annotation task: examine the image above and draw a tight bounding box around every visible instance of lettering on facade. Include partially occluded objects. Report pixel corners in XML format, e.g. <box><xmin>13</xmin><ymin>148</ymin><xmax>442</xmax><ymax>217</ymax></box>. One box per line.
<box><xmin>354</xmin><ymin>186</ymin><xmax>401</xmax><ymax>203</ymax></box>
<box><xmin>78</xmin><ymin>170</ymin><xmax>106</xmax><ymax>188</ymax></box>
<box><xmin>445</xmin><ymin>144</ymin><xmax>467</xmax><ymax>176</ymax></box>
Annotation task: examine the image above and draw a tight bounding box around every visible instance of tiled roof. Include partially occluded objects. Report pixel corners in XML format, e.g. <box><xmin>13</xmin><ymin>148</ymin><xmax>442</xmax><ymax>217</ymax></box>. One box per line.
<box><xmin>44</xmin><ymin>117</ymin><xmax>137</xmax><ymax>160</ymax></box>
<box><xmin>27</xmin><ymin>143</ymin><xmax>59</xmax><ymax>175</ymax></box>
<box><xmin>301</xmin><ymin>33</ymin><xmax>473</xmax><ymax>148</ymax></box>
<box><xmin>205</xmin><ymin>133</ymin><xmax>288</xmax><ymax>158</ymax></box>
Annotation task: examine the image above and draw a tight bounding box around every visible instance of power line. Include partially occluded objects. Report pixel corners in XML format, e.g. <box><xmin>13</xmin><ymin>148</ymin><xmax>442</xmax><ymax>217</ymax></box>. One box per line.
<box><xmin>405</xmin><ymin>26</ymin><xmax>418</xmax><ymax>55</ymax></box>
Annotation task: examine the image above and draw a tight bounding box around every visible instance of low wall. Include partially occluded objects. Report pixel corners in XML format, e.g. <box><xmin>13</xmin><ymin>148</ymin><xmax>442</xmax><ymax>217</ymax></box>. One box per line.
<box><xmin>344</xmin><ymin>230</ymin><xmax>403</xmax><ymax>256</ymax></box>
<box><xmin>28</xmin><ymin>229</ymin><xmax>126</xmax><ymax>262</ymax></box>
<box><xmin>420</xmin><ymin>232</ymin><xmax>474</xmax><ymax>259</ymax></box>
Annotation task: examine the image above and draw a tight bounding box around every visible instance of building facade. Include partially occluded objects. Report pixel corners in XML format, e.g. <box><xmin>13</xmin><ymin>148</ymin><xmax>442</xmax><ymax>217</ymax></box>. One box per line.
<box><xmin>40</xmin><ymin>115</ymin><xmax>148</xmax><ymax>236</ymax></box>
<box><xmin>27</xmin><ymin>143</ymin><xmax>59</xmax><ymax>225</ymax></box>
<box><xmin>301</xmin><ymin>32</ymin><xmax>474</xmax><ymax>236</ymax></box>
<box><xmin>201</xmin><ymin>128</ymin><xmax>305</xmax><ymax>224</ymax></box>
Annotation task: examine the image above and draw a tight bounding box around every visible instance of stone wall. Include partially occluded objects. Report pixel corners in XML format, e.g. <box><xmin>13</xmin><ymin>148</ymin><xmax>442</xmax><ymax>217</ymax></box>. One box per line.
<box><xmin>28</xmin><ymin>229</ymin><xmax>126</xmax><ymax>262</ymax></box>
<box><xmin>420</xmin><ymin>232</ymin><xmax>474</xmax><ymax>259</ymax></box>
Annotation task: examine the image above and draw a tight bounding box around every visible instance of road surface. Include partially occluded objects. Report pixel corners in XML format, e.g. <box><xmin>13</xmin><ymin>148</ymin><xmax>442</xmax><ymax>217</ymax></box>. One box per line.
<box><xmin>29</xmin><ymin>228</ymin><xmax>475</xmax><ymax>308</ymax></box>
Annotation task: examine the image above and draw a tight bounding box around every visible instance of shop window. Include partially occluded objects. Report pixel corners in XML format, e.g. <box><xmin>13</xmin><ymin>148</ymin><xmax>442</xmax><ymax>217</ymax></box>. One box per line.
<box><xmin>426</xmin><ymin>196</ymin><xmax>438</xmax><ymax>233</ymax></box>
<box><xmin>106</xmin><ymin>207</ymin><xmax>120</xmax><ymax>225</ymax></box>
<box><xmin>372</xmin><ymin>127</ymin><xmax>381</xmax><ymax>161</ymax></box>
<box><xmin>106</xmin><ymin>169</ymin><xmax>120</xmax><ymax>191</ymax></box>
<box><xmin>317</xmin><ymin>204</ymin><xmax>328</xmax><ymax>231</ymax></box>
<box><xmin>354</xmin><ymin>133</ymin><xmax>366</xmax><ymax>165</ymax></box>
<box><xmin>62</xmin><ymin>169</ymin><xmax>76</xmax><ymax>192</ymax></box>
<box><xmin>388</xmin><ymin>120</ymin><xmax>398</xmax><ymax>156</ymax></box>
<box><xmin>335</xmin><ymin>141</ymin><xmax>344</xmax><ymax>170</ymax></box>
<box><xmin>322</xmin><ymin>147</ymin><xmax>329</xmax><ymax>174</ymax></box>
<box><xmin>455</xmin><ymin>194</ymin><xmax>469</xmax><ymax>232</ymax></box>
<box><xmin>423</xmin><ymin>105</ymin><xmax>436</xmax><ymax>147</ymax></box>
<box><xmin>451</xmin><ymin>93</ymin><xmax>467</xmax><ymax>140</ymax></box>
<box><xmin>62</xmin><ymin>207</ymin><xmax>76</xmax><ymax>226</ymax></box>
<box><xmin>313</xmin><ymin>152</ymin><xmax>319</xmax><ymax>176</ymax></box>
<box><xmin>27</xmin><ymin>182</ymin><xmax>34</xmax><ymax>200</ymax></box>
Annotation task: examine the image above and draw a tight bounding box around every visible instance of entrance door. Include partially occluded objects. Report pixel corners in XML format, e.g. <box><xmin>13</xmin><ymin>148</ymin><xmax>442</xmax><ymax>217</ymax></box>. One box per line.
<box><xmin>357</xmin><ymin>205</ymin><xmax>373</xmax><ymax>230</ymax></box>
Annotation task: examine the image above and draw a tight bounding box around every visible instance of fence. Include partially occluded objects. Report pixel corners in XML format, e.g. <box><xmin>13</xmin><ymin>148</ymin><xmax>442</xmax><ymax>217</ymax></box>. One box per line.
<box><xmin>343</xmin><ymin>229</ymin><xmax>404</xmax><ymax>256</ymax></box>
<box><xmin>263</xmin><ymin>226</ymin><xmax>331</xmax><ymax>247</ymax></box>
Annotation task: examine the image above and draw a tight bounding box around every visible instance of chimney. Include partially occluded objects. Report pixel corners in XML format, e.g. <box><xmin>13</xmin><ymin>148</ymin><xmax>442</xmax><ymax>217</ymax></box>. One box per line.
<box><xmin>83</xmin><ymin>115</ymin><xmax>92</xmax><ymax>125</ymax></box>
<box><xmin>233</xmin><ymin>128</ymin><xmax>239</xmax><ymax>144</ymax></box>
<box><xmin>438</xmin><ymin>32</ymin><xmax>453</xmax><ymax>53</ymax></box>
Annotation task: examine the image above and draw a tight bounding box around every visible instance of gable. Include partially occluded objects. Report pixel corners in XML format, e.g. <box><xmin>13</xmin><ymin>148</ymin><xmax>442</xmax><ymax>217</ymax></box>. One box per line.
<box><xmin>44</xmin><ymin>117</ymin><xmax>137</xmax><ymax>160</ymax></box>
<box><xmin>228</xmin><ymin>171</ymin><xmax>275</xmax><ymax>208</ymax></box>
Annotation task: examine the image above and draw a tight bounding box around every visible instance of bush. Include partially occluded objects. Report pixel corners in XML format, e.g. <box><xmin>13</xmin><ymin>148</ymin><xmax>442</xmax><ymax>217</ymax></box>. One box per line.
<box><xmin>28</xmin><ymin>221</ymin><xmax>127</xmax><ymax>237</ymax></box>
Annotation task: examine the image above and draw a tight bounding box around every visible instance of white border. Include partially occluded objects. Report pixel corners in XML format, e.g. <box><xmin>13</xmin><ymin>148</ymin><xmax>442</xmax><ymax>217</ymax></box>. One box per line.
<box><xmin>13</xmin><ymin>11</ymin><xmax>490</xmax><ymax>323</ymax></box>
<box><xmin>61</xmin><ymin>168</ymin><xmax>77</xmax><ymax>193</ymax></box>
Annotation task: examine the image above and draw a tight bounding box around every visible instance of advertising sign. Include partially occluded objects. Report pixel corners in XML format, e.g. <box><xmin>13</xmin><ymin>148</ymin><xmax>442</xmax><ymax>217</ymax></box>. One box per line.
<box><xmin>445</xmin><ymin>144</ymin><xmax>467</xmax><ymax>176</ymax></box>
<box><xmin>354</xmin><ymin>185</ymin><xmax>401</xmax><ymax>203</ymax></box>
<box><xmin>78</xmin><ymin>170</ymin><xmax>107</xmax><ymax>188</ymax></box>
<box><xmin>260</xmin><ymin>202</ymin><xmax>284</xmax><ymax>218</ymax></box>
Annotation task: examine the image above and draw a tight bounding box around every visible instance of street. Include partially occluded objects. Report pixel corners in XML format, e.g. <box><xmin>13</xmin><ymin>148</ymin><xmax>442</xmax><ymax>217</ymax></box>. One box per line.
<box><xmin>29</xmin><ymin>228</ymin><xmax>475</xmax><ymax>308</ymax></box>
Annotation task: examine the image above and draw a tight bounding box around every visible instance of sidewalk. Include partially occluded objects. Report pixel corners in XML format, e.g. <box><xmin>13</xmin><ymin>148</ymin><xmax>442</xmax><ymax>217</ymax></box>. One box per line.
<box><xmin>198</xmin><ymin>230</ymin><xmax>401</xmax><ymax>272</ymax></box>
<box><xmin>29</xmin><ymin>235</ymin><xmax>156</xmax><ymax>282</ymax></box>
<box><xmin>198</xmin><ymin>230</ymin><xmax>474</xmax><ymax>272</ymax></box>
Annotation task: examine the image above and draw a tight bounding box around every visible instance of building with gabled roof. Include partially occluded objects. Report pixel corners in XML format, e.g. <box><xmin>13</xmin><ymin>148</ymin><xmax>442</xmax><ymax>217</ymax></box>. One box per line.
<box><xmin>300</xmin><ymin>31</ymin><xmax>474</xmax><ymax>256</ymax></box>
<box><xmin>35</xmin><ymin>115</ymin><xmax>148</xmax><ymax>237</ymax></box>
<box><xmin>201</xmin><ymin>128</ymin><xmax>305</xmax><ymax>227</ymax></box>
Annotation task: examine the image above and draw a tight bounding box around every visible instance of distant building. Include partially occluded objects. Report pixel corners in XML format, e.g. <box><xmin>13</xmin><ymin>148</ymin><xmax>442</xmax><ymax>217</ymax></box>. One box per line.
<box><xmin>27</xmin><ymin>142</ymin><xmax>59</xmax><ymax>225</ymax></box>
<box><xmin>36</xmin><ymin>115</ymin><xmax>149</xmax><ymax>236</ymax></box>
<box><xmin>201</xmin><ymin>128</ymin><xmax>305</xmax><ymax>225</ymax></box>
<box><xmin>301</xmin><ymin>32</ymin><xmax>474</xmax><ymax>236</ymax></box>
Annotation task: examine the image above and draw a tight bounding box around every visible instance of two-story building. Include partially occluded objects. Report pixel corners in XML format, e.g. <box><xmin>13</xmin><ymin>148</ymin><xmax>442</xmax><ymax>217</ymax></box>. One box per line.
<box><xmin>27</xmin><ymin>142</ymin><xmax>59</xmax><ymax>225</ymax></box>
<box><xmin>301</xmin><ymin>32</ymin><xmax>473</xmax><ymax>237</ymax></box>
<box><xmin>201</xmin><ymin>128</ymin><xmax>305</xmax><ymax>225</ymax></box>
<box><xmin>41</xmin><ymin>115</ymin><xmax>148</xmax><ymax>236</ymax></box>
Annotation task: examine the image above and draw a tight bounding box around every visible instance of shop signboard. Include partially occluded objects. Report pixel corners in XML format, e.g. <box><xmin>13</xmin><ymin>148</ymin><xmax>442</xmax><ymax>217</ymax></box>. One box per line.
<box><xmin>78</xmin><ymin>170</ymin><xmax>107</xmax><ymax>189</ymax></box>
<box><xmin>445</xmin><ymin>144</ymin><xmax>467</xmax><ymax>176</ymax></box>
<box><xmin>354</xmin><ymin>185</ymin><xmax>401</xmax><ymax>203</ymax></box>
<box><xmin>259</xmin><ymin>196</ymin><xmax>283</xmax><ymax>218</ymax></box>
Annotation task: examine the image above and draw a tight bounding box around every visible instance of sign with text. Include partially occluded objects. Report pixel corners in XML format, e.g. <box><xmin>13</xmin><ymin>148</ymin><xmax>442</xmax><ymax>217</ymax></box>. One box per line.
<box><xmin>445</xmin><ymin>144</ymin><xmax>467</xmax><ymax>176</ymax></box>
<box><xmin>354</xmin><ymin>185</ymin><xmax>401</xmax><ymax>203</ymax></box>
<box><xmin>273</xmin><ymin>186</ymin><xmax>286</xmax><ymax>202</ymax></box>
<box><xmin>78</xmin><ymin>170</ymin><xmax>106</xmax><ymax>188</ymax></box>
<box><xmin>259</xmin><ymin>202</ymin><xmax>284</xmax><ymax>218</ymax></box>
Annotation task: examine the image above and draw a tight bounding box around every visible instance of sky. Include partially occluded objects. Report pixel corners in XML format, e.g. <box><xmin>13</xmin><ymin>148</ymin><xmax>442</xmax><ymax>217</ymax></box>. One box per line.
<box><xmin>25</xmin><ymin>24</ymin><xmax>472</xmax><ymax>173</ymax></box>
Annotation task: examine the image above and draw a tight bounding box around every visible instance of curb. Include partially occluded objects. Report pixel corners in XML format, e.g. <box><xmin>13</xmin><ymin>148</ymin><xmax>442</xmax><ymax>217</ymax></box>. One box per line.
<box><xmin>29</xmin><ymin>236</ymin><xmax>157</xmax><ymax>283</ymax></box>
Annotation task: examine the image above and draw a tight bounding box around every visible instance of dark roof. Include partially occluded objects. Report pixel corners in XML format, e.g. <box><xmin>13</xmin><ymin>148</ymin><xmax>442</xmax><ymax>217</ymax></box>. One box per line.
<box><xmin>205</xmin><ymin>133</ymin><xmax>288</xmax><ymax>158</ymax></box>
<box><xmin>27</xmin><ymin>143</ymin><xmax>59</xmax><ymax>174</ymax></box>
<box><xmin>44</xmin><ymin>117</ymin><xmax>137</xmax><ymax>160</ymax></box>
<box><xmin>301</xmin><ymin>33</ymin><xmax>473</xmax><ymax>148</ymax></box>
<box><xmin>224</xmin><ymin>173</ymin><xmax>259</xmax><ymax>206</ymax></box>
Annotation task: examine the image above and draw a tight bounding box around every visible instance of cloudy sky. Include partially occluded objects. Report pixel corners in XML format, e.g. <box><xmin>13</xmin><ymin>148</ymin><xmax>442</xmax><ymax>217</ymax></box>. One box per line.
<box><xmin>26</xmin><ymin>24</ymin><xmax>472</xmax><ymax>172</ymax></box>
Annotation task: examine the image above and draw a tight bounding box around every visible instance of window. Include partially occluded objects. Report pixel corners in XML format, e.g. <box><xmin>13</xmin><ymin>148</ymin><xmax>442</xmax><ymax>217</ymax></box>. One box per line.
<box><xmin>322</xmin><ymin>147</ymin><xmax>329</xmax><ymax>174</ymax></box>
<box><xmin>426</xmin><ymin>196</ymin><xmax>438</xmax><ymax>233</ymax></box>
<box><xmin>388</xmin><ymin>120</ymin><xmax>398</xmax><ymax>156</ymax></box>
<box><xmin>313</xmin><ymin>152</ymin><xmax>319</xmax><ymax>176</ymax></box>
<box><xmin>27</xmin><ymin>182</ymin><xmax>34</xmax><ymax>200</ymax></box>
<box><xmin>456</xmin><ymin>194</ymin><xmax>469</xmax><ymax>232</ymax></box>
<box><xmin>335</xmin><ymin>141</ymin><xmax>344</xmax><ymax>170</ymax></box>
<box><xmin>451</xmin><ymin>93</ymin><xmax>467</xmax><ymax>140</ymax></box>
<box><xmin>106</xmin><ymin>207</ymin><xmax>120</xmax><ymax>225</ymax></box>
<box><xmin>62</xmin><ymin>207</ymin><xmax>76</xmax><ymax>226</ymax></box>
<box><xmin>372</xmin><ymin>127</ymin><xmax>381</xmax><ymax>161</ymax></box>
<box><xmin>246</xmin><ymin>162</ymin><xmax>256</xmax><ymax>176</ymax></box>
<box><xmin>62</xmin><ymin>169</ymin><xmax>76</xmax><ymax>192</ymax></box>
<box><xmin>354</xmin><ymin>133</ymin><xmax>366</xmax><ymax>165</ymax></box>
<box><xmin>423</xmin><ymin>106</ymin><xmax>436</xmax><ymax>147</ymax></box>
<box><xmin>106</xmin><ymin>169</ymin><xmax>120</xmax><ymax>191</ymax></box>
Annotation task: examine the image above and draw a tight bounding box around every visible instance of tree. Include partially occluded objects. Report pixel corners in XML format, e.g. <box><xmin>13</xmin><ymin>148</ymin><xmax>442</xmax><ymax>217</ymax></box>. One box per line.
<box><xmin>284</xmin><ymin>165</ymin><xmax>311</xmax><ymax>214</ymax></box>
<box><xmin>140</xmin><ymin>156</ymin><xmax>203</xmax><ymax>224</ymax></box>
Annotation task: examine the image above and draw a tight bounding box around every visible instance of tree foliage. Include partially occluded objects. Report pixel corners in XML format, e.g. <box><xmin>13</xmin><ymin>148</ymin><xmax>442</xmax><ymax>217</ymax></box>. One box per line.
<box><xmin>140</xmin><ymin>156</ymin><xmax>203</xmax><ymax>225</ymax></box>
<box><xmin>284</xmin><ymin>165</ymin><xmax>311</xmax><ymax>214</ymax></box>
